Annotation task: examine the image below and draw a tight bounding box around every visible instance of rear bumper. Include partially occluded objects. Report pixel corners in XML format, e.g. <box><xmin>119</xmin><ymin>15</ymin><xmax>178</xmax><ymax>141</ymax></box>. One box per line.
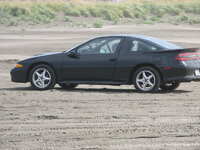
<box><xmin>164</xmin><ymin>75</ymin><xmax>200</xmax><ymax>82</ymax></box>
<box><xmin>162</xmin><ymin>66</ymin><xmax>200</xmax><ymax>82</ymax></box>
<box><xmin>10</xmin><ymin>67</ymin><xmax>27</xmax><ymax>83</ymax></box>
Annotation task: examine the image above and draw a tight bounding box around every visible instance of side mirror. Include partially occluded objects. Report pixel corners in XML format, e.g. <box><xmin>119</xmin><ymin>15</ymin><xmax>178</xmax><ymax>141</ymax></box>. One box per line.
<box><xmin>67</xmin><ymin>51</ymin><xmax>79</xmax><ymax>58</ymax></box>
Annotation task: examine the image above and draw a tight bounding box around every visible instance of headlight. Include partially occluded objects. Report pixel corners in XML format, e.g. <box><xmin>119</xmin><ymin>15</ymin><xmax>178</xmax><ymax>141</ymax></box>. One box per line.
<box><xmin>15</xmin><ymin>64</ymin><xmax>23</xmax><ymax>68</ymax></box>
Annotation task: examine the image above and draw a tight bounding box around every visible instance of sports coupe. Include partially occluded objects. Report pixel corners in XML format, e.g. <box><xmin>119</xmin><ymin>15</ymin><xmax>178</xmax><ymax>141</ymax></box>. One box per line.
<box><xmin>11</xmin><ymin>35</ymin><xmax>200</xmax><ymax>92</ymax></box>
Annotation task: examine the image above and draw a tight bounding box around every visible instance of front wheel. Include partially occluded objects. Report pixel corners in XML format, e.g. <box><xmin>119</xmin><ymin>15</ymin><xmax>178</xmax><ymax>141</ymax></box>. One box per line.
<box><xmin>160</xmin><ymin>82</ymin><xmax>180</xmax><ymax>91</ymax></box>
<box><xmin>133</xmin><ymin>67</ymin><xmax>161</xmax><ymax>93</ymax></box>
<box><xmin>59</xmin><ymin>84</ymin><xmax>78</xmax><ymax>90</ymax></box>
<box><xmin>29</xmin><ymin>64</ymin><xmax>56</xmax><ymax>90</ymax></box>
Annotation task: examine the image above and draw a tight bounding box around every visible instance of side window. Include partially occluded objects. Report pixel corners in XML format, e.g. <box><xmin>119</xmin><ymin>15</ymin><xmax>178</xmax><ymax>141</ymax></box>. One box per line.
<box><xmin>100</xmin><ymin>45</ymin><xmax>110</xmax><ymax>53</ymax></box>
<box><xmin>77</xmin><ymin>37</ymin><xmax>122</xmax><ymax>55</ymax></box>
<box><xmin>129</xmin><ymin>38</ymin><xmax>159</xmax><ymax>52</ymax></box>
<box><xmin>108</xmin><ymin>39</ymin><xmax>122</xmax><ymax>53</ymax></box>
<box><xmin>77</xmin><ymin>45</ymin><xmax>91</xmax><ymax>54</ymax></box>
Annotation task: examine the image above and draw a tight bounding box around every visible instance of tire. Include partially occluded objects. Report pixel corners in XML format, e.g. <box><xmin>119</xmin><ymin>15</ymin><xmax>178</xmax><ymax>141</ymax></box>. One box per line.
<box><xmin>160</xmin><ymin>82</ymin><xmax>180</xmax><ymax>91</ymax></box>
<box><xmin>29</xmin><ymin>64</ymin><xmax>56</xmax><ymax>90</ymax></box>
<box><xmin>59</xmin><ymin>84</ymin><xmax>78</xmax><ymax>90</ymax></box>
<box><xmin>133</xmin><ymin>66</ymin><xmax>161</xmax><ymax>93</ymax></box>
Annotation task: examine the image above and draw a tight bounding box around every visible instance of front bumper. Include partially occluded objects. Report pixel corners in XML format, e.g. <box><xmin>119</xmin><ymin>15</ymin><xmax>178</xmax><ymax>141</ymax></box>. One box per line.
<box><xmin>10</xmin><ymin>67</ymin><xmax>27</xmax><ymax>83</ymax></box>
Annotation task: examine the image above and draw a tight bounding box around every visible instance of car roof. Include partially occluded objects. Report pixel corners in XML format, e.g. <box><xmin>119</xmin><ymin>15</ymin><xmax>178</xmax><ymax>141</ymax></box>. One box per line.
<box><xmin>98</xmin><ymin>34</ymin><xmax>181</xmax><ymax>49</ymax></box>
<box><xmin>97</xmin><ymin>34</ymin><xmax>160</xmax><ymax>39</ymax></box>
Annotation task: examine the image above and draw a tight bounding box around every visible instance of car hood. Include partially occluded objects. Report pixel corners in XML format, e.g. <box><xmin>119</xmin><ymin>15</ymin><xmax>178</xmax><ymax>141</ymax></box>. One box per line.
<box><xmin>31</xmin><ymin>52</ymin><xmax>62</xmax><ymax>58</ymax></box>
<box><xmin>17</xmin><ymin>52</ymin><xmax>63</xmax><ymax>64</ymax></box>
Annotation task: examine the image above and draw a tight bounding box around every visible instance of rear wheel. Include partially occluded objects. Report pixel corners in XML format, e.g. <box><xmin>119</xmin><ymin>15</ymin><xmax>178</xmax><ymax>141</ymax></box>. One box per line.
<box><xmin>160</xmin><ymin>82</ymin><xmax>180</xmax><ymax>91</ymax></box>
<box><xmin>29</xmin><ymin>64</ymin><xmax>56</xmax><ymax>90</ymax></box>
<box><xmin>133</xmin><ymin>67</ymin><xmax>161</xmax><ymax>93</ymax></box>
<box><xmin>59</xmin><ymin>84</ymin><xmax>78</xmax><ymax>90</ymax></box>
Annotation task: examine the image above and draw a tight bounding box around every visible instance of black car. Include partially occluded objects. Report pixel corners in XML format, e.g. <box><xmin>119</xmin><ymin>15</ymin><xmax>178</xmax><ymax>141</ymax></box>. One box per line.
<box><xmin>10</xmin><ymin>35</ymin><xmax>200</xmax><ymax>93</ymax></box>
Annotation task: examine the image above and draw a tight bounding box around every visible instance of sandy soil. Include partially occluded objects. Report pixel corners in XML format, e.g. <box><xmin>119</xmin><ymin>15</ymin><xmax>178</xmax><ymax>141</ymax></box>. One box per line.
<box><xmin>0</xmin><ymin>24</ymin><xmax>200</xmax><ymax>150</ymax></box>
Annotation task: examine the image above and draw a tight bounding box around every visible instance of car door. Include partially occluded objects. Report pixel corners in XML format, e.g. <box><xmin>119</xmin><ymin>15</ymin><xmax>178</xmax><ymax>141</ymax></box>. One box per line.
<box><xmin>61</xmin><ymin>37</ymin><xmax>124</xmax><ymax>81</ymax></box>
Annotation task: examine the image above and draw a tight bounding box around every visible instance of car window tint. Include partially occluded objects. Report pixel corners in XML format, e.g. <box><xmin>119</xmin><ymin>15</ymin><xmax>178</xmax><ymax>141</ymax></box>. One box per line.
<box><xmin>90</xmin><ymin>39</ymin><xmax>105</xmax><ymax>49</ymax></box>
<box><xmin>100</xmin><ymin>44</ymin><xmax>110</xmax><ymax>54</ymax></box>
<box><xmin>77</xmin><ymin>37</ymin><xmax>122</xmax><ymax>55</ymax></box>
<box><xmin>129</xmin><ymin>38</ymin><xmax>159</xmax><ymax>52</ymax></box>
<box><xmin>108</xmin><ymin>39</ymin><xmax>122</xmax><ymax>53</ymax></box>
<box><xmin>77</xmin><ymin>45</ymin><xmax>91</xmax><ymax>54</ymax></box>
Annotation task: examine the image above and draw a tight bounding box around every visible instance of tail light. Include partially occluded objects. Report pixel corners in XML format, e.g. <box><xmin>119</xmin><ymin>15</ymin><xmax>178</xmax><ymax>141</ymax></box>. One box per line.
<box><xmin>175</xmin><ymin>53</ymin><xmax>200</xmax><ymax>61</ymax></box>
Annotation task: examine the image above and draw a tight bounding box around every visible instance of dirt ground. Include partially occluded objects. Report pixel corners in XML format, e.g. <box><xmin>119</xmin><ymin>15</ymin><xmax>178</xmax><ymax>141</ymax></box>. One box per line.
<box><xmin>0</xmin><ymin>24</ymin><xmax>200</xmax><ymax>150</ymax></box>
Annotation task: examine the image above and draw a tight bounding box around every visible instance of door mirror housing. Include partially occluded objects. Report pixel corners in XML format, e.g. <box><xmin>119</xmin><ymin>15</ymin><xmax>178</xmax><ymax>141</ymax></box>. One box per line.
<box><xmin>67</xmin><ymin>51</ymin><xmax>79</xmax><ymax>58</ymax></box>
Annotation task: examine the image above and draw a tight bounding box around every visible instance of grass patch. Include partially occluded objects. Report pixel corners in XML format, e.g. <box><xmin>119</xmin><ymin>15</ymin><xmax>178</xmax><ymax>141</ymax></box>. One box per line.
<box><xmin>0</xmin><ymin>0</ymin><xmax>200</xmax><ymax>26</ymax></box>
<box><xmin>93</xmin><ymin>20</ymin><xmax>103</xmax><ymax>28</ymax></box>
<box><xmin>150</xmin><ymin>16</ymin><xmax>161</xmax><ymax>22</ymax></box>
<box><xmin>76</xmin><ymin>21</ymin><xmax>88</xmax><ymax>28</ymax></box>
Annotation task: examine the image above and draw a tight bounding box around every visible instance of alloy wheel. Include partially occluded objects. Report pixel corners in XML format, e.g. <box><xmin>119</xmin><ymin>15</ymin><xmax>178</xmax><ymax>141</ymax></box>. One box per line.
<box><xmin>136</xmin><ymin>70</ymin><xmax>156</xmax><ymax>91</ymax></box>
<box><xmin>32</xmin><ymin>68</ymin><xmax>51</xmax><ymax>89</ymax></box>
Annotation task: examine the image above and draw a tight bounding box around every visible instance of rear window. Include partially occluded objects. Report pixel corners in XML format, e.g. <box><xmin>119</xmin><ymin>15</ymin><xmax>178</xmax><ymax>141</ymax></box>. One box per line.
<box><xmin>141</xmin><ymin>36</ymin><xmax>182</xmax><ymax>50</ymax></box>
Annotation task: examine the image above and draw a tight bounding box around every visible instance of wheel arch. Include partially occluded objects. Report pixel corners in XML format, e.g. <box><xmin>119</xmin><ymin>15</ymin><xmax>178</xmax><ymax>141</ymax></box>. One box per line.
<box><xmin>26</xmin><ymin>62</ymin><xmax>57</xmax><ymax>82</ymax></box>
<box><xmin>128</xmin><ymin>63</ymin><xmax>163</xmax><ymax>84</ymax></box>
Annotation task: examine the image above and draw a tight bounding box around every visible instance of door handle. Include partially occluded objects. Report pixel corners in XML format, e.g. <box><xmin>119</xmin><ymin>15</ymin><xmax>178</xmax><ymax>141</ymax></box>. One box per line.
<box><xmin>109</xmin><ymin>58</ymin><xmax>117</xmax><ymax>62</ymax></box>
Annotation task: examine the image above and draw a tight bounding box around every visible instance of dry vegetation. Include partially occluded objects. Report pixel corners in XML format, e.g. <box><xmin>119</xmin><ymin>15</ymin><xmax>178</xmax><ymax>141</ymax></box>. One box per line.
<box><xmin>0</xmin><ymin>0</ymin><xmax>200</xmax><ymax>27</ymax></box>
